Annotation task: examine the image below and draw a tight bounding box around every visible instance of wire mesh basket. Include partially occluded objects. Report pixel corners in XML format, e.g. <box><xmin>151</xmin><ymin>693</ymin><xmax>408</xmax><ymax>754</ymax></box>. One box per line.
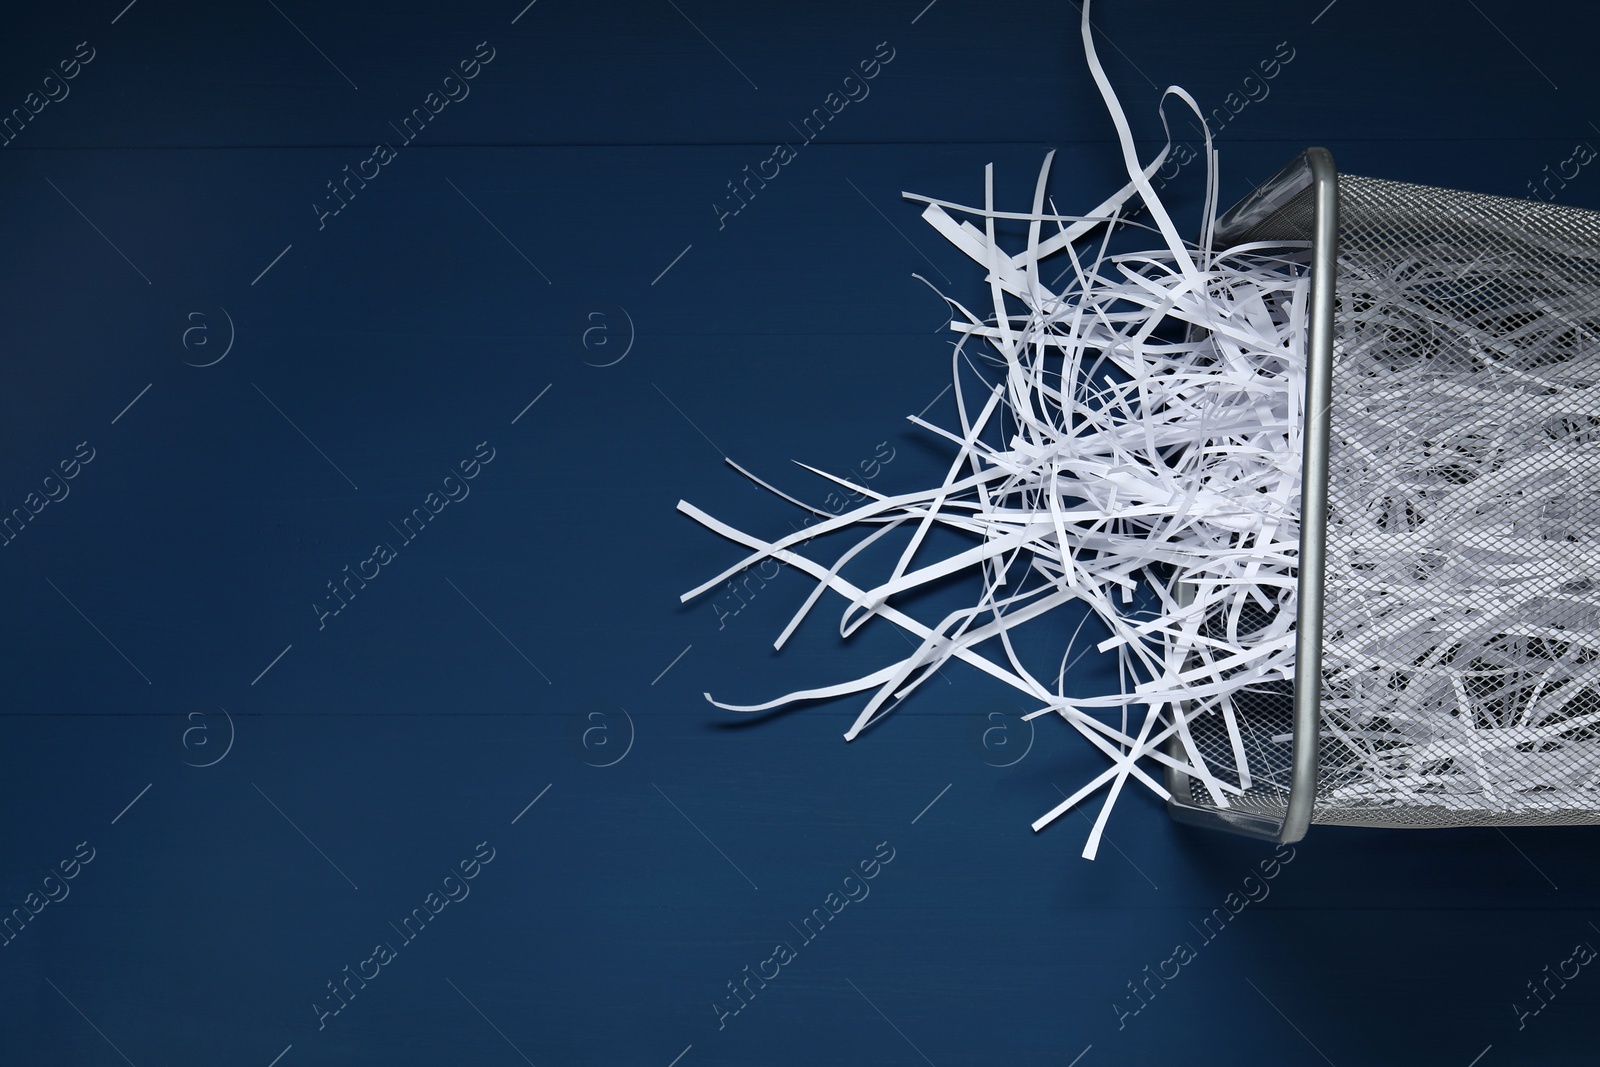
<box><xmin>1166</xmin><ymin>149</ymin><xmax>1600</xmax><ymax>842</ymax></box>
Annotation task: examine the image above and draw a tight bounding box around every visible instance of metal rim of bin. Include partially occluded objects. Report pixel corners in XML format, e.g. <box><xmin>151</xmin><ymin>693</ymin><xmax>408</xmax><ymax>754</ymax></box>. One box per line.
<box><xmin>1161</xmin><ymin>147</ymin><xmax>1339</xmax><ymax>844</ymax></box>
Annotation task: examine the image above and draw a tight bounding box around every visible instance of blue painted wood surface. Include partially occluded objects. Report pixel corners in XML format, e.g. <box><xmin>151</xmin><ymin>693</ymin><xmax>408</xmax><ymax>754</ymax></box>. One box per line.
<box><xmin>4</xmin><ymin>2</ymin><xmax>1600</xmax><ymax>1064</ymax></box>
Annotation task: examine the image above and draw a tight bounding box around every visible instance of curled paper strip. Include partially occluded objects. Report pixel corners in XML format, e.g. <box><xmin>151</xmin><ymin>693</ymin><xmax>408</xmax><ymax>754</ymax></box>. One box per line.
<box><xmin>680</xmin><ymin>2</ymin><xmax>1310</xmax><ymax>859</ymax></box>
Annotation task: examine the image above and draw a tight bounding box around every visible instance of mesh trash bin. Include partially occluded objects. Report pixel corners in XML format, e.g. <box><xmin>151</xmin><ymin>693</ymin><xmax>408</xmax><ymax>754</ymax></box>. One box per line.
<box><xmin>1166</xmin><ymin>148</ymin><xmax>1600</xmax><ymax>843</ymax></box>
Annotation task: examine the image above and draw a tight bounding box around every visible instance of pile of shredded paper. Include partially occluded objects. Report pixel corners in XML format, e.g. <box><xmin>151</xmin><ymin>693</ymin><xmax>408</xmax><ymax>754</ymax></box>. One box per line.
<box><xmin>681</xmin><ymin>2</ymin><xmax>1600</xmax><ymax>856</ymax></box>
<box><xmin>680</xmin><ymin>5</ymin><xmax>1304</xmax><ymax>859</ymax></box>
<box><xmin>1312</xmin><ymin>236</ymin><xmax>1600</xmax><ymax>814</ymax></box>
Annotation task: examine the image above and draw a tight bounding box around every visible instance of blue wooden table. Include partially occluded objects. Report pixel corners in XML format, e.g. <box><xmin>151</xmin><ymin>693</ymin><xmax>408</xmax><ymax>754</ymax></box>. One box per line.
<box><xmin>4</xmin><ymin>2</ymin><xmax>1600</xmax><ymax>1064</ymax></box>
